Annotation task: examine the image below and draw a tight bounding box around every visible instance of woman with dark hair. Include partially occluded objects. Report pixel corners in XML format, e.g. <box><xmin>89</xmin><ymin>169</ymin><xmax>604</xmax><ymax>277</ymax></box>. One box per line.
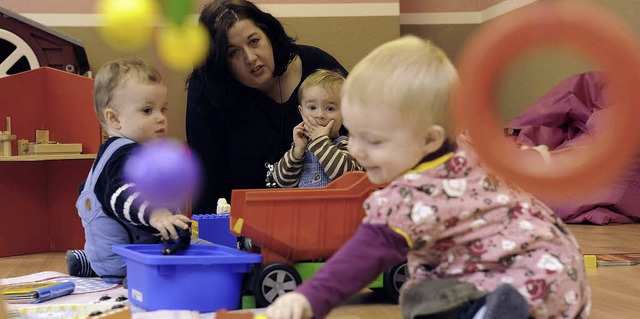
<box><xmin>186</xmin><ymin>0</ymin><xmax>347</xmax><ymax>213</ymax></box>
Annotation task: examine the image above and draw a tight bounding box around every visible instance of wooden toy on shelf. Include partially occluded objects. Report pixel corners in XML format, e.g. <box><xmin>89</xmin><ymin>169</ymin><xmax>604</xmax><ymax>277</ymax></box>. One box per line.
<box><xmin>17</xmin><ymin>139</ymin><xmax>29</xmax><ymax>155</ymax></box>
<box><xmin>26</xmin><ymin>129</ymin><xmax>83</xmax><ymax>155</ymax></box>
<box><xmin>0</xmin><ymin>120</ymin><xmax>86</xmax><ymax>158</ymax></box>
<box><xmin>0</xmin><ymin>67</ymin><xmax>101</xmax><ymax>257</ymax></box>
<box><xmin>0</xmin><ymin>117</ymin><xmax>16</xmax><ymax>156</ymax></box>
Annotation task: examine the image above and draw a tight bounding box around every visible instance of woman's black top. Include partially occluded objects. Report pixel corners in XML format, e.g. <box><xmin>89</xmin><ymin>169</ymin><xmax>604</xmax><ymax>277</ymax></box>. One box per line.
<box><xmin>186</xmin><ymin>45</ymin><xmax>347</xmax><ymax>213</ymax></box>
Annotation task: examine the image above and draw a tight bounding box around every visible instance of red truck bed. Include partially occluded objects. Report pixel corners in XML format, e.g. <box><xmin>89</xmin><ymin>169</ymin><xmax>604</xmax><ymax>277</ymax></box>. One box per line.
<box><xmin>229</xmin><ymin>171</ymin><xmax>382</xmax><ymax>265</ymax></box>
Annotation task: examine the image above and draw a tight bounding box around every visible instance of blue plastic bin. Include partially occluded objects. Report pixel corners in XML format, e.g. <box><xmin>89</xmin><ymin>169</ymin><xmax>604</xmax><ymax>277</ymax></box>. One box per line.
<box><xmin>192</xmin><ymin>214</ymin><xmax>237</xmax><ymax>248</ymax></box>
<box><xmin>113</xmin><ymin>244</ymin><xmax>261</xmax><ymax>312</ymax></box>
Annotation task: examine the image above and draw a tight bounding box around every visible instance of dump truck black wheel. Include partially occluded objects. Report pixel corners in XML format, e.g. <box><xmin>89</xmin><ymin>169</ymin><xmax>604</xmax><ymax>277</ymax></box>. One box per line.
<box><xmin>383</xmin><ymin>261</ymin><xmax>407</xmax><ymax>303</ymax></box>
<box><xmin>253</xmin><ymin>263</ymin><xmax>302</xmax><ymax>307</ymax></box>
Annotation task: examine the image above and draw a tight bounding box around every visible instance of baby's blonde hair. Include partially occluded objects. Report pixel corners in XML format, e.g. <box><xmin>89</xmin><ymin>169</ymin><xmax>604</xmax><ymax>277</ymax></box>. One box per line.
<box><xmin>298</xmin><ymin>69</ymin><xmax>345</xmax><ymax>104</ymax></box>
<box><xmin>93</xmin><ymin>58</ymin><xmax>163</xmax><ymax>130</ymax></box>
<box><xmin>342</xmin><ymin>35</ymin><xmax>458</xmax><ymax>139</ymax></box>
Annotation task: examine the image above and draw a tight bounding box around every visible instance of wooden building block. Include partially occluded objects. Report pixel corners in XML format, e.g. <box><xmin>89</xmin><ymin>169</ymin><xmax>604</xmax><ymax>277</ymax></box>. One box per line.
<box><xmin>0</xmin><ymin>134</ymin><xmax>16</xmax><ymax>157</ymax></box>
<box><xmin>17</xmin><ymin>139</ymin><xmax>28</xmax><ymax>155</ymax></box>
<box><xmin>5</xmin><ymin>117</ymin><xmax>11</xmax><ymax>134</ymax></box>
<box><xmin>35</xmin><ymin>129</ymin><xmax>49</xmax><ymax>143</ymax></box>
<box><xmin>584</xmin><ymin>255</ymin><xmax>597</xmax><ymax>268</ymax></box>
<box><xmin>28</xmin><ymin>143</ymin><xmax>82</xmax><ymax>155</ymax></box>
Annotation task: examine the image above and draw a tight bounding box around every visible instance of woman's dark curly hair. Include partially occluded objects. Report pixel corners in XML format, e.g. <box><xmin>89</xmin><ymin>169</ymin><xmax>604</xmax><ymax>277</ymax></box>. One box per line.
<box><xmin>187</xmin><ymin>0</ymin><xmax>299</xmax><ymax>109</ymax></box>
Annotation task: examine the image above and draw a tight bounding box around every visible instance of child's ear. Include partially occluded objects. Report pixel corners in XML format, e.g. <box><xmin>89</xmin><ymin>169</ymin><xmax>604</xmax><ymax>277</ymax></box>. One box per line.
<box><xmin>104</xmin><ymin>107</ymin><xmax>121</xmax><ymax>130</ymax></box>
<box><xmin>423</xmin><ymin>125</ymin><xmax>446</xmax><ymax>154</ymax></box>
<box><xmin>298</xmin><ymin>105</ymin><xmax>303</xmax><ymax>113</ymax></box>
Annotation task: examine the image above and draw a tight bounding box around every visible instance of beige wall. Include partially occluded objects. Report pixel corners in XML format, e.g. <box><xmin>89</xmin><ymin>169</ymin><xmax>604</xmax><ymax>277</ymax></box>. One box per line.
<box><xmin>52</xmin><ymin>16</ymin><xmax>398</xmax><ymax>142</ymax></box>
<box><xmin>10</xmin><ymin>0</ymin><xmax>640</xmax><ymax>134</ymax></box>
<box><xmin>2</xmin><ymin>1</ymin><xmax>399</xmax><ymax>141</ymax></box>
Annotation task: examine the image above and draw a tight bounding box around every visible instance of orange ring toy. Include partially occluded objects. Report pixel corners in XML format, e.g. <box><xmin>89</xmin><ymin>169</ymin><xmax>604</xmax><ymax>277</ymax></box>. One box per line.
<box><xmin>453</xmin><ymin>1</ymin><xmax>640</xmax><ymax>199</ymax></box>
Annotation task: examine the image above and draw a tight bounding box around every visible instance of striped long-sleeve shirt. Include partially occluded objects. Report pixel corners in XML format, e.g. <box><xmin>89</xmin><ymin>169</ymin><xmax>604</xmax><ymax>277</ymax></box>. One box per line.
<box><xmin>273</xmin><ymin>135</ymin><xmax>363</xmax><ymax>188</ymax></box>
<box><xmin>83</xmin><ymin>137</ymin><xmax>172</xmax><ymax>234</ymax></box>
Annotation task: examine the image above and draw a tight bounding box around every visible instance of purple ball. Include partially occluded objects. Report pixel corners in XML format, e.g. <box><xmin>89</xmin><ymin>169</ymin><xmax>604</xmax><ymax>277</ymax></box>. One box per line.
<box><xmin>124</xmin><ymin>139</ymin><xmax>201</xmax><ymax>207</ymax></box>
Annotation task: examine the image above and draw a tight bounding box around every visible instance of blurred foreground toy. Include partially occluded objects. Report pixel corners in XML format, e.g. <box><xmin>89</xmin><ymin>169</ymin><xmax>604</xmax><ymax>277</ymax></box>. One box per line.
<box><xmin>97</xmin><ymin>0</ymin><xmax>209</xmax><ymax>71</ymax></box>
<box><xmin>453</xmin><ymin>1</ymin><xmax>640</xmax><ymax>199</ymax></box>
<box><xmin>158</xmin><ymin>22</ymin><xmax>210</xmax><ymax>71</ymax></box>
<box><xmin>124</xmin><ymin>138</ymin><xmax>201</xmax><ymax>207</ymax></box>
<box><xmin>216</xmin><ymin>309</ymin><xmax>267</xmax><ymax>319</ymax></box>
<box><xmin>97</xmin><ymin>0</ymin><xmax>158</xmax><ymax>52</ymax></box>
<box><xmin>0</xmin><ymin>298</ymin><xmax>7</xmax><ymax>319</ymax></box>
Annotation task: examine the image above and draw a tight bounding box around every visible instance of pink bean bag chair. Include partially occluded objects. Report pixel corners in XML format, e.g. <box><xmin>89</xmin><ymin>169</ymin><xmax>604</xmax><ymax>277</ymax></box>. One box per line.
<box><xmin>505</xmin><ymin>71</ymin><xmax>640</xmax><ymax>224</ymax></box>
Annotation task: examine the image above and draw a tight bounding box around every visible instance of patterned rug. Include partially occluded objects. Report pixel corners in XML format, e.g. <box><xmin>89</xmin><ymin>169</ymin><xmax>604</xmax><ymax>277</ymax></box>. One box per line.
<box><xmin>0</xmin><ymin>272</ymin><xmax>262</xmax><ymax>318</ymax></box>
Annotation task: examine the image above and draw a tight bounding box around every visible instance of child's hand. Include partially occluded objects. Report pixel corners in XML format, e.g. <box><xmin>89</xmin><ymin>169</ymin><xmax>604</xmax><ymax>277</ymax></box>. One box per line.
<box><xmin>519</xmin><ymin>144</ymin><xmax>551</xmax><ymax>163</ymax></box>
<box><xmin>301</xmin><ymin>112</ymin><xmax>333</xmax><ymax>141</ymax></box>
<box><xmin>292</xmin><ymin>122</ymin><xmax>308</xmax><ymax>160</ymax></box>
<box><xmin>148</xmin><ymin>209</ymin><xmax>192</xmax><ymax>240</ymax></box>
<box><xmin>265</xmin><ymin>292</ymin><xmax>314</xmax><ymax>319</ymax></box>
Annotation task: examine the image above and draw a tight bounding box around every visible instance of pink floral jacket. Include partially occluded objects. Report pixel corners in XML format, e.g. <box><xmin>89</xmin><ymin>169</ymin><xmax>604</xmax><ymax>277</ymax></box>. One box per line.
<box><xmin>364</xmin><ymin>149</ymin><xmax>591</xmax><ymax>318</ymax></box>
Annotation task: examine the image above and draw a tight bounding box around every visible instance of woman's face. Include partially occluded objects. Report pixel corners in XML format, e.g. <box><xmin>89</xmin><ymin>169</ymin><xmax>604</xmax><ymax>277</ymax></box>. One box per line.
<box><xmin>225</xmin><ymin>19</ymin><xmax>275</xmax><ymax>92</ymax></box>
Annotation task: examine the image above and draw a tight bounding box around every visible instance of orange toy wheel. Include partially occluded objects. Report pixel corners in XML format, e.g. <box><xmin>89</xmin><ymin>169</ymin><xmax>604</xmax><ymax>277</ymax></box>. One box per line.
<box><xmin>453</xmin><ymin>1</ymin><xmax>640</xmax><ymax>198</ymax></box>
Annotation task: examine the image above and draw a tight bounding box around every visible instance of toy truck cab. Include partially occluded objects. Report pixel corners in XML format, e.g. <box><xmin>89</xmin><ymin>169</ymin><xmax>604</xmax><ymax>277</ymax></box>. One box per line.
<box><xmin>229</xmin><ymin>171</ymin><xmax>407</xmax><ymax>307</ymax></box>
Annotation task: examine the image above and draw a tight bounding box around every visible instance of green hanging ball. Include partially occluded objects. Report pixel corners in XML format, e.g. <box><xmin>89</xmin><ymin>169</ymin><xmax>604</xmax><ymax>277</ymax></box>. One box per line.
<box><xmin>164</xmin><ymin>0</ymin><xmax>194</xmax><ymax>25</ymax></box>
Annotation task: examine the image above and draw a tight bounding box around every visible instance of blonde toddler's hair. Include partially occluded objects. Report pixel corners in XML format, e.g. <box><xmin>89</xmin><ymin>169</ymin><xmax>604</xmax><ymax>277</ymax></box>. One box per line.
<box><xmin>93</xmin><ymin>58</ymin><xmax>163</xmax><ymax>130</ymax></box>
<box><xmin>342</xmin><ymin>35</ymin><xmax>458</xmax><ymax>139</ymax></box>
<box><xmin>298</xmin><ymin>69</ymin><xmax>346</xmax><ymax>104</ymax></box>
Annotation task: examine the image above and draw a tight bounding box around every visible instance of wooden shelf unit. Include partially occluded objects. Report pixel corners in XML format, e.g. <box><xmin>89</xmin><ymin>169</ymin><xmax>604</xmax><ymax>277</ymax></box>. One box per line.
<box><xmin>0</xmin><ymin>67</ymin><xmax>101</xmax><ymax>257</ymax></box>
<box><xmin>0</xmin><ymin>154</ymin><xmax>96</xmax><ymax>161</ymax></box>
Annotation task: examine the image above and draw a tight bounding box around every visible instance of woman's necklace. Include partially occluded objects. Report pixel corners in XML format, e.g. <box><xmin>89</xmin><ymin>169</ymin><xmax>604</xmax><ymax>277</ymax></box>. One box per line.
<box><xmin>264</xmin><ymin>77</ymin><xmax>283</xmax><ymax>187</ymax></box>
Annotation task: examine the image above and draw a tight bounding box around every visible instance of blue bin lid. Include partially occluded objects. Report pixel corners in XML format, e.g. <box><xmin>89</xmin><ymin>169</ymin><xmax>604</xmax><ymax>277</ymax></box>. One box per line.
<box><xmin>112</xmin><ymin>244</ymin><xmax>262</xmax><ymax>265</ymax></box>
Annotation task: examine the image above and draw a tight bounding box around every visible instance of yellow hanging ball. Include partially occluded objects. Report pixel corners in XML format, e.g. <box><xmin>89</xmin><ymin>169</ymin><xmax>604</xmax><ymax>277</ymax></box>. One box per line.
<box><xmin>97</xmin><ymin>0</ymin><xmax>158</xmax><ymax>52</ymax></box>
<box><xmin>157</xmin><ymin>23</ymin><xmax>210</xmax><ymax>72</ymax></box>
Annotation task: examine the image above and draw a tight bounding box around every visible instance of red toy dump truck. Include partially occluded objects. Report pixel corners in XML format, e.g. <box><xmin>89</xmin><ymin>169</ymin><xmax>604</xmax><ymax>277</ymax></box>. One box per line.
<box><xmin>229</xmin><ymin>171</ymin><xmax>407</xmax><ymax>307</ymax></box>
